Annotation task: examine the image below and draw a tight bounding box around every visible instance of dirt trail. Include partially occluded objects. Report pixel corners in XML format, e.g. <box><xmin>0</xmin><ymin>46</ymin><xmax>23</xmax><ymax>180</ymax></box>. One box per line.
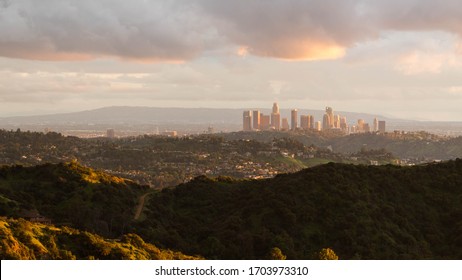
<box><xmin>134</xmin><ymin>192</ymin><xmax>150</xmax><ymax>220</ymax></box>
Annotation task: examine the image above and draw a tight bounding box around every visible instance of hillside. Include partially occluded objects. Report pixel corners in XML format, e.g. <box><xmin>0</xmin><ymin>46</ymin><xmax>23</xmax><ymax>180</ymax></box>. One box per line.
<box><xmin>137</xmin><ymin>159</ymin><xmax>462</xmax><ymax>259</ymax></box>
<box><xmin>0</xmin><ymin>217</ymin><xmax>200</xmax><ymax>260</ymax></box>
<box><xmin>1</xmin><ymin>160</ymin><xmax>462</xmax><ymax>260</ymax></box>
<box><xmin>329</xmin><ymin>133</ymin><xmax>462</xmax><ymax>159</ymax></box>
<box><xmin>221</xmin><ymin>131</ymin><xmax>462</xmax><ymax>160</ymax></box>
<box><xmin>0</xmin><ymin>162</ymin><xmax>148</xmax><ymax>237</ymax></box>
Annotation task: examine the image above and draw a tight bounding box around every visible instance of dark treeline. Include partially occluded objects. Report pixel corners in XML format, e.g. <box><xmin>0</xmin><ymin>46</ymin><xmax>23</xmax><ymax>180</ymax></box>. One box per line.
<box><xmin>137</xmin><ymin>159</ymin><xmax>462</xmax><ymax>259</ymax></box>
<box><xmin>1</xmin><ymin>160</ymin><xmax>462</xmax><ymax>259</ymax></box>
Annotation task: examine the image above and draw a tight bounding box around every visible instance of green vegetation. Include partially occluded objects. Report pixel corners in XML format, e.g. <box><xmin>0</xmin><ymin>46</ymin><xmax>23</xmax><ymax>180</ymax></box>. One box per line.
<box><xmin>0</xmin><ymin>217</ymin><xmax>200</xmax><ymax>260</ymax></box>
<box><xmin>318</xmin><ymin>248</ymin><xmax>338</xmax><ymax>260</ymax></box>
<box><xmin>1</xmin><ymin>159</ymin><xmax>462</xmax><ymax>260</ymax></box>
<box><xmin>269</xmin><ymin>247</ymin><xmax>287</xmax><ymax>260</ymax></box>
<box><xmin>137</xmin><ymin>159</ymin><xmax>462</xmax><ymax>259</ymax></box>
<box><xmin>221</xmin><ymin>131</ymin><xmax>462</xmax><ymax>160</ymax></box>
<box><xmin>0</xmin><ymin>162</ymin><xmax>147</xmax><ymax>237</ymax></box>
<box><xmin>0</xmin><ymin>129</ymin><xmax>399</xmax><ymax>188</ymax></box>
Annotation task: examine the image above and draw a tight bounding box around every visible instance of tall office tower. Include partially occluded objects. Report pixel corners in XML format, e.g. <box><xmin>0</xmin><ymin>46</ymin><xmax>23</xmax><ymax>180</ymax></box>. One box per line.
<box><xmin>373</xmin><ymin>117</ymin><xmax>379</xmax><ymax>132</ymax></box>
<box><xmin>310</xmin><ymin>115</ymin><xmax>315</xmax><ymax>130</ymax></box>
<box><xmin>272</xmin><ymin>102</ymin><xmax>279</xmax><ymax>114</ymax></box>
<box><xmin>322</xmin><ymin>113</ymin><xmax>331</xmax><ymax>130</ymax></box>
<box><xmin>357</xmin><ymin>119</ymin><xmax>365</xmax><ymax>132</ymax></box>
<box><xmin>106</xmin><ymin>129</ymin><xmax>115</xmax><ymax>138</ymax></box>
<box><xmin>364</xmin><ymin>123</ymin><xmax>371</xmax><ymax>133</ymax></box>
<box><xmin>281</xmin><ymin>118</ymin><xmax>290</xmax><ymax>130</ymax></box>
<box><xmin>253</xmin><ymin>110</ymin><xmax>261</xmax><ymax>130</ymax></box>
<box><xmin>291</xmin><ymin>109</ymin><xmax>298</xmax><ymax>130</ymax></box>
<box><xmin>271</xmin><ymin>113</ymin><xmax>281</xmax><ymax>130</ymax></box>
<box><xmin>243</xmin><ymin>111</ymin><xmax>252</xmax><ymax>131</ymax></box>
<box><xmin>260</xmin><ymin>114</ymin><xmax>271</xmax><ymax>130</ymax></box>
<box><xmin>340</xmin><ymin>116</ymin><xmax>348</xmax><ymax>132</ymax></box>
<box><xmin>334</xmin><ymin>115</ymin><xmax>341</xmax><ymax>128</ymax></box>
<box><xmin>378</xmin><ymin>121</ymin><xmax>386</xmax><ymax>133</ymax></box>
<box><xmin>326</xmin><ymin>107</ymin><xmax>334</xmax><ymax>128</ymax></box>
<box><xmin>270</xmin><ymin>102</ymin><xmax>281</xmax><ymax>130</ymax></box>
<box><xmin>300</xmin><ymin>115</ymin><xmax>310</xmax><ymax>129</ymax></box>
<box><xmin>315</xmin><ymin>121</ymin><xmax>322</xmax><ymax>131</ymax></box>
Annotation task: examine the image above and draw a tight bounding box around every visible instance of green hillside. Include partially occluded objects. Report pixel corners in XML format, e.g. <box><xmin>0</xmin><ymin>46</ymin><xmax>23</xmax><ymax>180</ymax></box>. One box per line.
<box><xmin>0</xmin><ymin>162</ymin><xmax>148</xmax><ymax>237</ymax></box>
<box><xmin>138</xmin><ymin>159</ymin><xmax>462</xmax><ymax>259</ymax></box>
<box><xmin>1</xmin><ymin>160</ymin><xmax>462</xmax><ymax>260</ymax></box>
<box><xmin>0</xmin><ymin>217</ymin><xmax>200</xmax><ymax>260</ymax></box>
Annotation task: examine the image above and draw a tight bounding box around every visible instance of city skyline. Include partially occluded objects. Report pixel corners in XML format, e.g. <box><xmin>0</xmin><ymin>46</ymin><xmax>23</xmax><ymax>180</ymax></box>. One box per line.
<box><xmin>243</xmin><ymin>102</ymin><xmax>386</xmax><ymax>134</ymax></box>
<box><xmin>1</xmin><ymin>1</ymin><xmax>462</xmax><ymax>121</ymax></box>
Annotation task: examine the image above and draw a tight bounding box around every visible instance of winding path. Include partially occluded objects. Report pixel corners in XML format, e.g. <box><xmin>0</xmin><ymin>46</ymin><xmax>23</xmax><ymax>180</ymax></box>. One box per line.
<box><xmin>134</xmin><ymin>192</ymin><xmax>150</xmax><ymax>220</ymax></box>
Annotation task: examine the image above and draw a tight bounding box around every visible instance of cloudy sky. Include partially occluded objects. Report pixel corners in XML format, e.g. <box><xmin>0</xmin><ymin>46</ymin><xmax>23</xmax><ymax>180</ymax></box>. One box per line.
<box><xmin>1</xmin><ymin>0</ymin><xmax>462</xmax><ymax>121</ymax></box>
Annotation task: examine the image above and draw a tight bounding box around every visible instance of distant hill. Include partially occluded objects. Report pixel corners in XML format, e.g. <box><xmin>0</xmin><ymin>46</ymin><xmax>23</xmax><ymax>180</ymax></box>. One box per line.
<box><xmin>2</xmin><ymin>106</ymin><xmax>461</xmax><ymax>136</ymax></box>
<box><xmin>0</xmin><ymin>106</ymin><xmax>391</xmax><ymax>125</ymax></box>
<box><xmin>138</xmin><ymin>159</ymin><xmax>462</xmax><ymax>259</ymax></box>
<box><xmin>221</xmin><ymin>131</ymin><xmax>462</xmax><ymax>160</ymax></box>
<box><xmin>0</xmin><ymin>217</ymin><xmax>200</xmax><ymax>260</ymax></box>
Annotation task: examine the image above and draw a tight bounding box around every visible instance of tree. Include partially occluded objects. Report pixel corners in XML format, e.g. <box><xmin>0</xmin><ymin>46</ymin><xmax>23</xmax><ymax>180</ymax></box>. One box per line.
<box><xmin>269</xmin><ymin>247</ymin><xmax>286</xmax><ymax>260</ymax></box>
<box><xmin>318</xmin><ymin>248</ymin><xmax>338</xmax><ymax>260</ymax></box>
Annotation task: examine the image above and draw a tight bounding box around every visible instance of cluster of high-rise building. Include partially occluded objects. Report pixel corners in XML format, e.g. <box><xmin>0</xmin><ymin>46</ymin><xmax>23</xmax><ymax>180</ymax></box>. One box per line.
<box><xmin>243</xmin><ymin>103</ymin><xmax>386</xmax><ymax>134</ymax></box>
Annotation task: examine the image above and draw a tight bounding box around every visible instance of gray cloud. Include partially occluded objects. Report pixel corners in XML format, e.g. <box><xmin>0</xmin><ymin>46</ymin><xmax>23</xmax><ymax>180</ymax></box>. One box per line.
<box><xmin>1</xmin><ymin>0</ymin><xmax>462</xmax><ymax>61</ymax></box>
<box><xmin>196</xmin><ymin>0</ymin><xmax>377</xmax><ymax>59</ymax></box>
<box><xmin>0</xmin><ymin>0</ymin><xmax>217</xmax><ymax>61</ymax></box>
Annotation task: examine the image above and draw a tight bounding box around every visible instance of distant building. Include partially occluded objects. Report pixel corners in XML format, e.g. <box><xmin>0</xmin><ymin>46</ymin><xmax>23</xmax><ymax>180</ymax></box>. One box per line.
<box><xmin>260</xmin><ymin>114</ymin><xmax>271</xmax><ymax>130</ymax></box>
<box><xmin>162</xmin><ymin>131</ymin><xmax>178</xmax><ymax>137</ymax></box>
<box><xmin>271</xmin><ymin>113</ymin><xmax>281</xmax><ymax>130</ymax></box>
<box><xmin>243</xmin><ymin>111</ymin><xmax>252</xmax><ymax>131</ymax></box>
<box><xmin>357</xmin><ymin>119</ymin><xmax>365</xmax><ymax>132</ymax></box>
<box><xmin>322</xmin><ymin>114</ymin><xmax>331</xmax><ymax>130</ymax></box>
<box><xmin>364</xmin><ymin>123</ymin><xmax>371</xmax><ymax>133</ymax></box>
<box><xmin>291</xmin><ymin>109</ymin><xmax>298</xmax><ymax>130</ymax></box>
<box><xmin>373</xmin><ymin>117</ymin><xmax>379</xmax><ymax>132</ymax></box>
<box><xmin>20</xmin><ymin>209</ymin><xmax>51</xmax><ymax>225</ymax></box>
<box><xmin>106</xmin><ymin>129</ymin><xmax>115</xmax><ymax>138</ymax></box>
<box><xmin>272</xmin><ymin>102</ymin><xmax>279</xmax><ymax>114</ymax></box>
<box><xmin>269</xmin><ymin>102</ymin><xmax>281</xmax><ymax>130</ymax></box>
<box><xmin>334</xmin><ymin>115</ymin><xmax>341</xmax><ymax>129</ymax></box>
<box><xmin>378</xmin><ymin>120</ymin><xmax>386</xmax><ymax>133</ymax></box>
<box><xmin>340</xmin><ymin>116</ymin><xmax>348</xmax><ymax>132</ymax></box>
<box><xmin>253</xmin><ymin>110</ymin><xmax>260</xmax><ymax>130</ymax></box>
<box><xmin>281</xmin><ymin>118</ymin><xmax>290</xmax><ymax>130</ymax></box>
<box><xmin>300</xmin><ymin>115</ymin><xmax>310</xmax><ymax>129</ymax></box>
<box><xmin>315</xmin><ymin>121</ymin><xmax>322</xmax><ymax>131</ymax></box>
<box><xmin>350</xmin><ymin>125</ymin><xmax>357</xmax><ymax>133</ymax></box>
<box><xmin>326</xmin><ymin>107</ymin><xmax>334</xmax><ymax>128</ymax></box>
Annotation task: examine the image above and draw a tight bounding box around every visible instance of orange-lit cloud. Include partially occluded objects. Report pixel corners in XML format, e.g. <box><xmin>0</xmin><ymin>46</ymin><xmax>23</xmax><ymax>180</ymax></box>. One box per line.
<box><xmin>248</xmin><ymin>40</ymin><xmax>346</xmax><ymax>61</ymax></box>
<box><xmin>1</xmin><ymin>0</ymin><xmax>462</xmax><ymax>62</ymax></box>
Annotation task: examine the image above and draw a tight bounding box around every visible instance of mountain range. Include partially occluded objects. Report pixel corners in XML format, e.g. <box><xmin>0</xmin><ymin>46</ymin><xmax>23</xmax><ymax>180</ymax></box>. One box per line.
<box><xmin>0</xmin><ymin>106</ymin><xmax>393</xmax><ymax>125</ymax></box>
<box><xmin>1</xmin><ymin>106</ymin><xmax>461</xmax><ymax>136</ymax></box>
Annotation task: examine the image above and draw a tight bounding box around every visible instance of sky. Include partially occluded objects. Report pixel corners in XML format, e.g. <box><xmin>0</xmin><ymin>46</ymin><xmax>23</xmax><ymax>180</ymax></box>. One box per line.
<box><xmin>0</xmin><ymin>0</ymin><xmax>462</xmax><ymax>121</ymax></box>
